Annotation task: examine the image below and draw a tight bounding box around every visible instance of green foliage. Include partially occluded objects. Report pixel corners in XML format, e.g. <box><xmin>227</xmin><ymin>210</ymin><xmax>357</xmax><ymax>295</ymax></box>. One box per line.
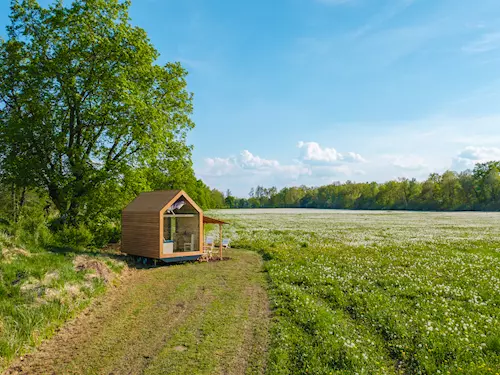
<box><xmin>486</xmin><ymin>336</ymin><xmax>500</xmax><ymax>354</ymax></box>
<box><xmin>92</xmin><ymin>221</ymin><xmax>121</xmax><ymax>247</ymax></box>
<box><xmin>234</xmin><ymin>162</ymin><xmax>500</xmax><ymax>211</ymax></box>
<box><xmin>210</xmin><ymin>189</ymin><xmax>226</xmax><ymax>208</ymax></box>
<box><xmin>52</xmin><ymin>225</ymin><xmax>93</xmax><ymax>250</ymax></box>
<box><xmin>0</xmin><ymin>0</ymin><xmax>226</xmax><ymax>247</ymax></box>
<box><xmin>225</xmin><ymin>190</ymin><xmax>236</xmax><ymax>208</ymax></box>
<box><xmin>0</xmin><ymin>0</ymin><xmax>199</xmax><ymax>226</ymax></box>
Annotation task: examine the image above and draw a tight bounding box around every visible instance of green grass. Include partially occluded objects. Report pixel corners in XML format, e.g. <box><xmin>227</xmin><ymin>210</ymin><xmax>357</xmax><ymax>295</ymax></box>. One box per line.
<box><xmin>211</xmin><ymin>209</ymin><xmax>500</xmax><ymax>375</ymax></box>
<box><xmin>0</xmin><ymin>233</ymin><xmax>125</xmax><ymax>371</ymax></box>
<box><xmin>4</xmin><ymin>249</ymin><xmax>270</xmax><ymax>375</ymax></box>
<box><xmin>143</xmin><ymin>251</ymin><xmax>269</xmax><ymax>375</ymax></box>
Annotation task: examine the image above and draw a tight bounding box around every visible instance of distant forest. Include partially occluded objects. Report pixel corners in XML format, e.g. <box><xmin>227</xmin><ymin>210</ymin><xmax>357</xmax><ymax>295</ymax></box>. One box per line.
<box><xmin>213</xmin><ymin>161</ymin><xmax>500</xmax><ymax>211</ymax></box>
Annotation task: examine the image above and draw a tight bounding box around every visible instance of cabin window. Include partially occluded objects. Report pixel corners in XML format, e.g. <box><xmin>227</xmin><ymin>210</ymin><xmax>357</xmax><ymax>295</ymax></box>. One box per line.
<box><xmin>163</xmin><ymin>198</ymin><xmax>200</xmax><ymax>253</ymax></box>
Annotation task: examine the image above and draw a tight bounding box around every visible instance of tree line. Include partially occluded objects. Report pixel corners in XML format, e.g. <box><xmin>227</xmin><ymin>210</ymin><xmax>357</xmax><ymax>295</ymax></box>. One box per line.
<box><xmin>220</xmin><ymin>161</ymin><xmax>500</xmax><ymax>211</ymax></box>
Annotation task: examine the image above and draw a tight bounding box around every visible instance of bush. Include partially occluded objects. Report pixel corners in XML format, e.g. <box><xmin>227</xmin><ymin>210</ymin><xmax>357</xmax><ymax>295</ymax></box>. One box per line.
<box><xmin>90</xmin><ymin>221</ymin><xmax>121</xmax><ymax>248</ymax></box>
<box><xmin>14</xmin><ymin>216</ymin><xmax>53</xmax><ymax>249</ymax></box>
<box><xmin>1</xmin><ymin>199</ymin><xmax>53</xmax><ymax>249</ymax></box>
<box><xmin>53</xmin><ymin>225</ymin><xmax>93</xmax><ymax>250</ymax></box>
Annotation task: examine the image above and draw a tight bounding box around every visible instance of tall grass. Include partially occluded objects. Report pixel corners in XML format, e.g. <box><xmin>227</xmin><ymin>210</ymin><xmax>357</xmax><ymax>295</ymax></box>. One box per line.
<box><xmin>0</xmin><ymin>203</ymin><xmax>125</xmax><ymax>370</ymax></box>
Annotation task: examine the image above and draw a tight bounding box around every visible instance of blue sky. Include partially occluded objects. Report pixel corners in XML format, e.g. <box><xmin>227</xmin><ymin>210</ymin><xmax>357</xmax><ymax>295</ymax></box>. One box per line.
<box><xmin>2</xmin><ymin>0</ymin><xmax>500</xmax><ymax>196</ymax></box>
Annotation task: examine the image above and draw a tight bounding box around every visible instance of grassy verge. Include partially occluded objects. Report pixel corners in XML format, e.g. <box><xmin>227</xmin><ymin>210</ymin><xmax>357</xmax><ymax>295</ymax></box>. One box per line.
<box><xmin>4</xmin><ymin>249</ymin><xmax>270</xmax><ymax>375</ymax></box>
<box><xmin>0</xmin><ymin>232</ymin><xmax>126</xmax><ymax>371</ymax></box>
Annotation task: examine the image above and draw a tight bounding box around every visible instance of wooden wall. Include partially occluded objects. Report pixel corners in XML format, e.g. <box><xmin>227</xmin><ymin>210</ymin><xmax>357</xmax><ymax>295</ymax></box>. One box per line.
<box><xmin>122</xmin><ymin>211</ymin><xmax>160</xmax><ymax>258</ymax></box>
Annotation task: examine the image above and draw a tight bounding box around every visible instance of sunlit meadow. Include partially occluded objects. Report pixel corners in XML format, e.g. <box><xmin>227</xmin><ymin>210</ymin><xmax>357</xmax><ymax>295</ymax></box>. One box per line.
<box><xmin>210</xmin><ymin>209</ymin><xmax>500</xmax><ymax>375</ymax></box>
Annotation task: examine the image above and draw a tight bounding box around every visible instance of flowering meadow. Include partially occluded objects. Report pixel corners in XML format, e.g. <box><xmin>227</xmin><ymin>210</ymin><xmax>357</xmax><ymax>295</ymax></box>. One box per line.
<box><xmin>210</xmin><ymin>209</ymin><xmax>500</xmax><ymax>375</ymax></box>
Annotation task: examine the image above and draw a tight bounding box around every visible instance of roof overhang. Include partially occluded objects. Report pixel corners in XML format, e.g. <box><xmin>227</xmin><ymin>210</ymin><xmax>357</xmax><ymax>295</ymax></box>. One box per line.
<box><xmin>203</xmin><ymin>216</ymin><xmax>229</xmax><ymax>225</ymax></box>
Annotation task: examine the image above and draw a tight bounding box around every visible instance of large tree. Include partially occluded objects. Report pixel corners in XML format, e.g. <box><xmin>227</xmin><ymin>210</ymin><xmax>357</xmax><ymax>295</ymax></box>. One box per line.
<box><xmin>473</xmin><ymin>161</ymin><xmax>500</xmax><ymax>206</ymax></box>
<box><xmin>0</xmin><ymin>0</ymin><xmax>194</xmax><ymax>224</ymax></box>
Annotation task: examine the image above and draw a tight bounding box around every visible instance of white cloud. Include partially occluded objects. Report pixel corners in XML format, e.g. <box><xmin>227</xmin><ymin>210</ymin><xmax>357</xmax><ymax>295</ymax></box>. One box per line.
<box><xmin>458</xmin><ymin>146</ymin><xmax>500</xmax><ymax>161</ymax></box>
<box><xmin>203</xmin><ymin>150</ymin><xmax>310</xmax><ymax>179</ymax></box>
<box><xmin>384</xmin><ymin>155</ymin><xmax>427</xmax><ymax>171</ymax></box>
<box><xmin>452</xmin><ymin>146</ymin><xmax>500</xmax><ymax>170</ymax></box>
<box><xmin>239</xmin><ymin>150</ymin><xmax>279</xmax><ymax>169</ymax></box>
<box><xmin>344</xmin><ymin>151</ymin><xmax>367</xmax><ymax>163</ymax></box>
<box><xmin>298</xmin><ymin>141</ymin><xmax>366</xmax><ymax>164</ymax></box>
<box><xmin>202</xmin><ymin>146</ymin><xmax>366</xmax><ymax>181</ymax></box>
<box><xmin>204</xmin><ymin>157</ymin><xmax>237</xmax><ymax>176</ymax></box>
<box><xmin>298</xmin><ymin>141</ymin><xmax>342</xmax><ymax>163</ymax></box>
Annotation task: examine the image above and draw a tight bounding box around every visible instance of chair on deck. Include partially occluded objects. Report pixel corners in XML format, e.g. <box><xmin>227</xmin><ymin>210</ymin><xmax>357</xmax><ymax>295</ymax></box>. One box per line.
<box><xmin>201</xmin><ymin>236</ymin><xmax>214</xmax><ymax>261</ymax></box>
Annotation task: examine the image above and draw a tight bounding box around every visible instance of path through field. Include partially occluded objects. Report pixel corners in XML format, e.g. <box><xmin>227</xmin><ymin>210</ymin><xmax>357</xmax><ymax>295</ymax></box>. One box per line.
<box><xmin>4</xmin><ymin>249</ymin><xmax>269</xmax><ymax>375</ymax></box>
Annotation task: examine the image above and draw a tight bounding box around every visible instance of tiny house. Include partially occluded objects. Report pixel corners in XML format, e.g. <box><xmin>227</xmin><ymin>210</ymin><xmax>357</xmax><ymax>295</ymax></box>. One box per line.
<box><xmin>122</xmin><ymin>190</ymin><xmax>226</xmax><ymax>262</ymax></box>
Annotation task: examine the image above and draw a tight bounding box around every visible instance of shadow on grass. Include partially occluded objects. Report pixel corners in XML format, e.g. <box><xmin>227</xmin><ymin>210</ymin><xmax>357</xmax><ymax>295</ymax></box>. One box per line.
<box><xmin>47</xmin><ymin>244</ymin><xmax>150</xmax><ymax>269</ymax></box>
<box><xmin>46</xmin><ymin>244</ymin><xmax>227</xmax><ymax>270</ymax></box>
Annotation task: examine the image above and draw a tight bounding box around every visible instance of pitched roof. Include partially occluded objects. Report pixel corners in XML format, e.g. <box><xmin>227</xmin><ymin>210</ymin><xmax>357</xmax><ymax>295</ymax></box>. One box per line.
<box><xmin>123</xmin><ymin>190</ymin><xmax>185</xmax><ymax>213</ymax></box>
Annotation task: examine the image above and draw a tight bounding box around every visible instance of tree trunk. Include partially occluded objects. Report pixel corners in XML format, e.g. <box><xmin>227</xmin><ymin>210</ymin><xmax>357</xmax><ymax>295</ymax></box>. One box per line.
<box><xmin>19</xmin><ymin>187</ymin><xmax>26</xmax><ymax>211</ymax></box>
<box><xmin>65</xmin><ymin>200</ymin><xmax>81</xmax><ymax>227</ymax></box>
<box><xmin>47</xmin><ymin>184</ymin><xmax>66</xmax><ymax>215</ymax></box>
<box><xmin>11</xmin><ymin>183</ymin><xmax>17</xmax><ymax>223</ymax></box>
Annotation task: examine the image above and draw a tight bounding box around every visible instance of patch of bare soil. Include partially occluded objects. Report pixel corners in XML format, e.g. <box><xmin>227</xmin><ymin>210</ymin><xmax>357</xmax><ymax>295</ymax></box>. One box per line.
<box><xmin>73</xmin><ymin>255</ymin><xmax>114</xmax><ymax>283</ymax></box>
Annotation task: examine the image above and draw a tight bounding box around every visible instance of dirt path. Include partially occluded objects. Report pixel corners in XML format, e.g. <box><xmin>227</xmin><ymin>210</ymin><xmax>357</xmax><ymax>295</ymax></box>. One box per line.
<box><xmin>4</xmin><ymin>250</ymin><xmax>270</xmax><ymax>375</ymax></box>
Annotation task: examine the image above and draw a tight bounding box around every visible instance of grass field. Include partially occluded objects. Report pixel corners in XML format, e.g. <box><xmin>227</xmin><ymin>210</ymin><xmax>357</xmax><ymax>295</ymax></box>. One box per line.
<box><xmin>211</xmin><ymin>209</ymin><xmax>500</xmax><ymax>375</ymax></box>
<box><xmin>4</xmin><ymin>249</ymin><xmax>270</xmax><ymax>375</ymax></box>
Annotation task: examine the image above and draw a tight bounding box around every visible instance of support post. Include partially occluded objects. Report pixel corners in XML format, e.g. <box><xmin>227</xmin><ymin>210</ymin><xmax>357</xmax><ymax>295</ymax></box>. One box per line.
<box><xmin>219</xmin><ymin>224</ymin><xmax>223</xmax><ymax>260</ymax></box>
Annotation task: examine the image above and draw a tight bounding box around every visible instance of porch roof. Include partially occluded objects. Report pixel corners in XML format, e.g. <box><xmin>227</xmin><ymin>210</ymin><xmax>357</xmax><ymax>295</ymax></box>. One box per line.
<box><xmin>203</xmin><ymin>216</ymin><xmax>229</xmax><ymax>225</ymax></box>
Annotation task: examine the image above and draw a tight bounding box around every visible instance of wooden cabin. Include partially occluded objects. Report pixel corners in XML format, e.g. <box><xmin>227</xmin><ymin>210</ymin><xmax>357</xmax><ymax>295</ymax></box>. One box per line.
<box><xmin>122</xmin><ymin>190</ymin><xmax>227</xmax><ymax>262</ymax></box>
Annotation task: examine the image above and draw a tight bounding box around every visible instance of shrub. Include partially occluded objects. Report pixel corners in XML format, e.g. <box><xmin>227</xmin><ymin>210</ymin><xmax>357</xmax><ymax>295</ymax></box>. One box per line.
<box><xmin>53</xmin><ymin>225</ymin><xmax>93</xmax><ymax>250</ymax></box>
<box><xmin>90</xmin><ymin>221</ymin><xmax>121</xmax><ymax>248</ymax></box>
<box><xmin>15</xmin><ymin>216</ymin><xmax>53</xmax><ymax>249</ymax></box>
